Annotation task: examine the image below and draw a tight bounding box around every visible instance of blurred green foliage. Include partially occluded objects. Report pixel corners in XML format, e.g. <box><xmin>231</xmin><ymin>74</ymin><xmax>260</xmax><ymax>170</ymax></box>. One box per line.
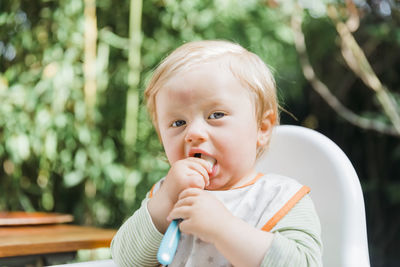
<box><xmin>0</xmin><ymin>0</ymin><xmax>167</xmax><ymax>226</ymax></box>
<box><xmin>0</xmin><ymin>0</ymin><xmax>303</xmax><ymax>227</ymax></box>
<box><xmin>1</xmin><ymin>0</ymin><xmax>400</xmax><ymax>266</ymax></box>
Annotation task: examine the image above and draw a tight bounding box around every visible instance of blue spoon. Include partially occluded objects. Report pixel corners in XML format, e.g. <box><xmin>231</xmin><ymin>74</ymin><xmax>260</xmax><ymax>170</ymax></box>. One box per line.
<box><xmin>157</xmin><ymin>219</ymin><xmax>181</xmax><ymax>265</ymax></box>
<box><xmin>158</xmin><ymin>154</ymin><xmax>203</xmax><ymax>265</ymax></box>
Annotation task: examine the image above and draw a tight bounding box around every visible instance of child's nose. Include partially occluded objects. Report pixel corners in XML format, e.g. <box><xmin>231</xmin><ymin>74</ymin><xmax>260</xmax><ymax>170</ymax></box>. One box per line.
<box><xmin>184</xmin><ymin>121</ymin><xmax>208</xmax><ymax>144</ymax></box>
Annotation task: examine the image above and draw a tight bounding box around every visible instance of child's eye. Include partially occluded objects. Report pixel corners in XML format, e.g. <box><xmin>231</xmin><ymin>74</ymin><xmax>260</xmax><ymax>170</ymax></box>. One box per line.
<box><xmin>172</xmin><ymin>120</ymin><xmax>186</xmax><ymax>127</ymax></box>
<box><xmin>209</xmin><ymin>112</ymin><xmax>225</xmax><ymax>120</ymax></box>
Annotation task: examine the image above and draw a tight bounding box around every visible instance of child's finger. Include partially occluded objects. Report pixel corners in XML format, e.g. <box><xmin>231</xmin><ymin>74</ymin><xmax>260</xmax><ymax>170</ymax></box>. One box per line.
<box><xmin>184</xmin><ymin>159</ymin><xmax>210</xmax><ymax>187</ymax></box>
<box><xmin>167</xmin><ymin>205</ymin><xmax>191</xmax><ymax>222</ymax></box>
<box><xmin>167</xmin><ymin>189</ymin><xmax>204</xmax><ymax>221</ymax></box>
<box><xmin>173</xmin><ymin>196</ymin><xmax>196</xmax><ymax>209</ymax></box>
<box><xmin>178</xmin><ymin>187</ymin><xmax>203</xmax><ymax>200</ymax></box>
<box><xmin>187</xmin><ymin>157</ymin><xmax>213</xmax><ymax>174</ymax></box>
<box><xmin>190</xmin><ymin>158</ymin><xmax>211</xmax><ymax>184</ymax></box>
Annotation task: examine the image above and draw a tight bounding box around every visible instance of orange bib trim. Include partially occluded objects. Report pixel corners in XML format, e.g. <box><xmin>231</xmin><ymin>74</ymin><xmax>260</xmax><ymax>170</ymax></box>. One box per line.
<box><xmin>261</xmin><ymin>185</ymin><xmax>311</xmax><ymax>232</ymax></box>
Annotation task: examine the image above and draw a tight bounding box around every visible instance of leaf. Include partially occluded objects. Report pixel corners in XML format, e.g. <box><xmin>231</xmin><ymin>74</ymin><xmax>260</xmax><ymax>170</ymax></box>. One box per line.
<box><xmin>123</xmin><ymin>170</ymin><xmax>142</xmax><ymax>204</ymax></box>
<box><xmin>105</xmin><ymin>164</ymin><xmax>125</xmax><ymax>184</ymax></box>
<box><xmin>78</xmin><ymin>126</ymin><xmax>91</xmax><ymax>144</ymax></box>
<box><xmin>45</xmin><ymin>130</ymin><xmax>58</xmax><ymax>160</ymax></box>
<box><xmin>64</xmin><ymin>170</ymin><xmax>85</xmax><ymax>188</ymax></box>
<box><xmin>6</xmin><ymin>134</ymin><xmax>31</xmax><ymax>162</ymax></box>
<box><xmin>74</xmin><ymin>149</ymin><xmax>87</xmax><ymax>170</ymax></box>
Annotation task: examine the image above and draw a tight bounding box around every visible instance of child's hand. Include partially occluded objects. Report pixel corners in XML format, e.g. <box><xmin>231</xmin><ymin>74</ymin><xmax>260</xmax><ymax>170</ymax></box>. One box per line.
<box><xmin>147</xmin><ymin>157</ymin><xmax>212</xmax><ymax>234</ymax></box>
<box><xmin>167</xmin><ymin>188</ymin><xmax>233</xmax><ymax>244</ymax></box>
<box><xmin>167</xmin><ymin>188</ymin><xmax>275</xmax><ymax>267</ymax></box>
<box><xmin>163</xmin><ymin>157</ymin><xmax>212</xmax><ymax>204</ymax></box>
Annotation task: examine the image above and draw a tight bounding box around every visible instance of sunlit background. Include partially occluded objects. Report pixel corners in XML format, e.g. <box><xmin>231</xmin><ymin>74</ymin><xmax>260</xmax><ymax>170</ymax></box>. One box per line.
<box><xmin>1</xmin><ymin>0</ymin><xmax>399</xmax><ymax>266</ymax></box>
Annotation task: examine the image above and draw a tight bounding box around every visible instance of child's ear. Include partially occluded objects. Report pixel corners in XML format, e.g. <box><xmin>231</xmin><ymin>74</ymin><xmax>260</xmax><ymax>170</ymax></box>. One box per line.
<box><xmin>257</xmin><ymin>110</ymin><xmax>275</xmax><ymax>147</ymax></box>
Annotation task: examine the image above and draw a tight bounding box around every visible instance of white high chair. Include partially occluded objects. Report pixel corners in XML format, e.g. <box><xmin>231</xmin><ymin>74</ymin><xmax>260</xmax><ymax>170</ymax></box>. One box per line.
<box><xmin>256</xmin><ymin>125</ymin><xmax>370</xmax><ymax>267</ymax></box>
<box><xmin>52</xmin><ymin>125</ymin><xmax>370</xmax><ymax>267</ymax></box>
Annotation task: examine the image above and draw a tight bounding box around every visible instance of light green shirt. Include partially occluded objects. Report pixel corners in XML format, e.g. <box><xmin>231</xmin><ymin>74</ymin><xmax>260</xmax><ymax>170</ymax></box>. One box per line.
<box><xmin>111</xmin><ymin>176</ymin><xmax>322</xmax><ymax>267</ymax></box>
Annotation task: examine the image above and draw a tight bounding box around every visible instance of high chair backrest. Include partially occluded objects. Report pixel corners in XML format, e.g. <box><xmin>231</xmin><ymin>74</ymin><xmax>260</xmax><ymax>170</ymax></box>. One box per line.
<box><xmin>256</xmin><ymin>125</ymin><xmax>370</xmax><ymax>267</ymax></box>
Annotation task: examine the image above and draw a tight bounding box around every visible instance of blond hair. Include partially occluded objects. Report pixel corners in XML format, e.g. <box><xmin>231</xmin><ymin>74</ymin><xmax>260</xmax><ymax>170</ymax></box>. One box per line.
<box><xmin>144</xmin><ymin>40</ymin><xmax>279</xmax><ymax>156</ymax></box>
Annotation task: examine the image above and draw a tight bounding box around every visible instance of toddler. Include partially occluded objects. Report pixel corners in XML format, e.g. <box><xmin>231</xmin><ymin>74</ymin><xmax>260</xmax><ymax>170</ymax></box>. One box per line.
<box><xmin>111</xmin><ymin>40</ymin><xmax>322</xmax><ymax>267</ymax></box>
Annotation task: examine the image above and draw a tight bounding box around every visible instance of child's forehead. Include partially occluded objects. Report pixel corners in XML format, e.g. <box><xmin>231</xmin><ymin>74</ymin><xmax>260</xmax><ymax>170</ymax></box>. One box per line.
<box><xmin>159</xmin><ymin>62</ymin><xmax>243</xmax><ymax>94</ymax></box>
<box><xmin>155</xmin><ymin>66</ymin><xmax>255</xmax><ymax>111</ymax></box>
<box><xmin>159</xmin><ymin>70</ymin><xmax>255</xmax><ymax>111</ymax></box>
<box><xmin>162</xmin><ymin>59</ymin><xmax>237</xmax><ymax>87</ymax></box>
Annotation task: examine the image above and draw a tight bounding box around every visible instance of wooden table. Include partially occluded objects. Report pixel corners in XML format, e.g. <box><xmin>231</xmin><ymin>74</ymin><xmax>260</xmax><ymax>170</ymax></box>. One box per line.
<box><xmin>0</xmin><ymin>212</ymin><xmax>117</xmax><ymax>265</ymax></box>
<box><xmin>0</xmin><ymin>224</ymin><xmax>117</xmax><ymax>257</ymax></box>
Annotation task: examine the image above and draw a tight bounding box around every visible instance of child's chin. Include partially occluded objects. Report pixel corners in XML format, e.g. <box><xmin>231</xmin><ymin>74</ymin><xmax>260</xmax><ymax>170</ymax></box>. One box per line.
<box><xmin>205</xmin><ymin>180</ymin><xmax>224</xmax><ymax>191</ymax></box>
<box><xmin>204</xmin><ymin>182</ymin><xmax>216</xmax><ymax>191</ymax></box>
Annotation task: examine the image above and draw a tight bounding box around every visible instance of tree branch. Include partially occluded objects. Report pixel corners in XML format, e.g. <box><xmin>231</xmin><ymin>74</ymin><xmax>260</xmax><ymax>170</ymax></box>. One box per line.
<box><xmin>84</xmin><ymin>0</ymin><xmax>98</xmax><ymax>124</ymax></box>
<box><xmin>291</xmin><ymin>9</ymin><xmax>400</xmax><ymax>137</ymax></box>
<box><xmin>124</xmin><ymin>0</ymin><xmax>143</xmax><ymax>159</ymax></box>
<box><xmin>327</xmin><ymin>5</ymin><xmax>400</xmax><ymax>135</ymax></box>
<box><xmin>99</xmin><ymin>28</ymin><xmax>129</xmax><ymax>50</ymax></box>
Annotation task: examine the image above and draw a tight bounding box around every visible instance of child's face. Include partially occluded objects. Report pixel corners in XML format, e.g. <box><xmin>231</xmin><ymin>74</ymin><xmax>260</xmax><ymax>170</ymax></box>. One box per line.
<box><xmin>155</xmin><ymin>61</ymin><xmax>264</xmax><ymax>190</ymax></box>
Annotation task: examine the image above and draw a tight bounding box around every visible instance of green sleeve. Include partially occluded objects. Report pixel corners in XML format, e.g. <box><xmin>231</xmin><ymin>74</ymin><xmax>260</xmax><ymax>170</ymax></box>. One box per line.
<box><xmin>261</xmin><ymin>195</ymin><xmax>323</xmax><ymax>267</ymax></box>
<box><xmin>111</xmin><ymin>194</ymin><xmax>322</xmax><ymax>267</ymax></box>
<box><xmin>110</xmin><ymin>198</ymin><xmax>163</xmax><ymax>267</ymax></box>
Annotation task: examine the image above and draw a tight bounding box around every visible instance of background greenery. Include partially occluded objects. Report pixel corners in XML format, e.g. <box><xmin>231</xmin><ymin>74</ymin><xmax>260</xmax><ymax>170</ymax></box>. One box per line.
<box><xmin>1</xmin><ymin>0</ymin><xmax>399</xmax><ymax>266</ymax></box>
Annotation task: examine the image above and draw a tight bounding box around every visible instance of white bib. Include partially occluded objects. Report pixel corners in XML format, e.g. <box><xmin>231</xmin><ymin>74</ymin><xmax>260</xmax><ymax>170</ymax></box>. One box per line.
<box><xmin>150</xmin><ymin>173</ymin><xmax>309</xmax><ymax>267</ymax></box>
